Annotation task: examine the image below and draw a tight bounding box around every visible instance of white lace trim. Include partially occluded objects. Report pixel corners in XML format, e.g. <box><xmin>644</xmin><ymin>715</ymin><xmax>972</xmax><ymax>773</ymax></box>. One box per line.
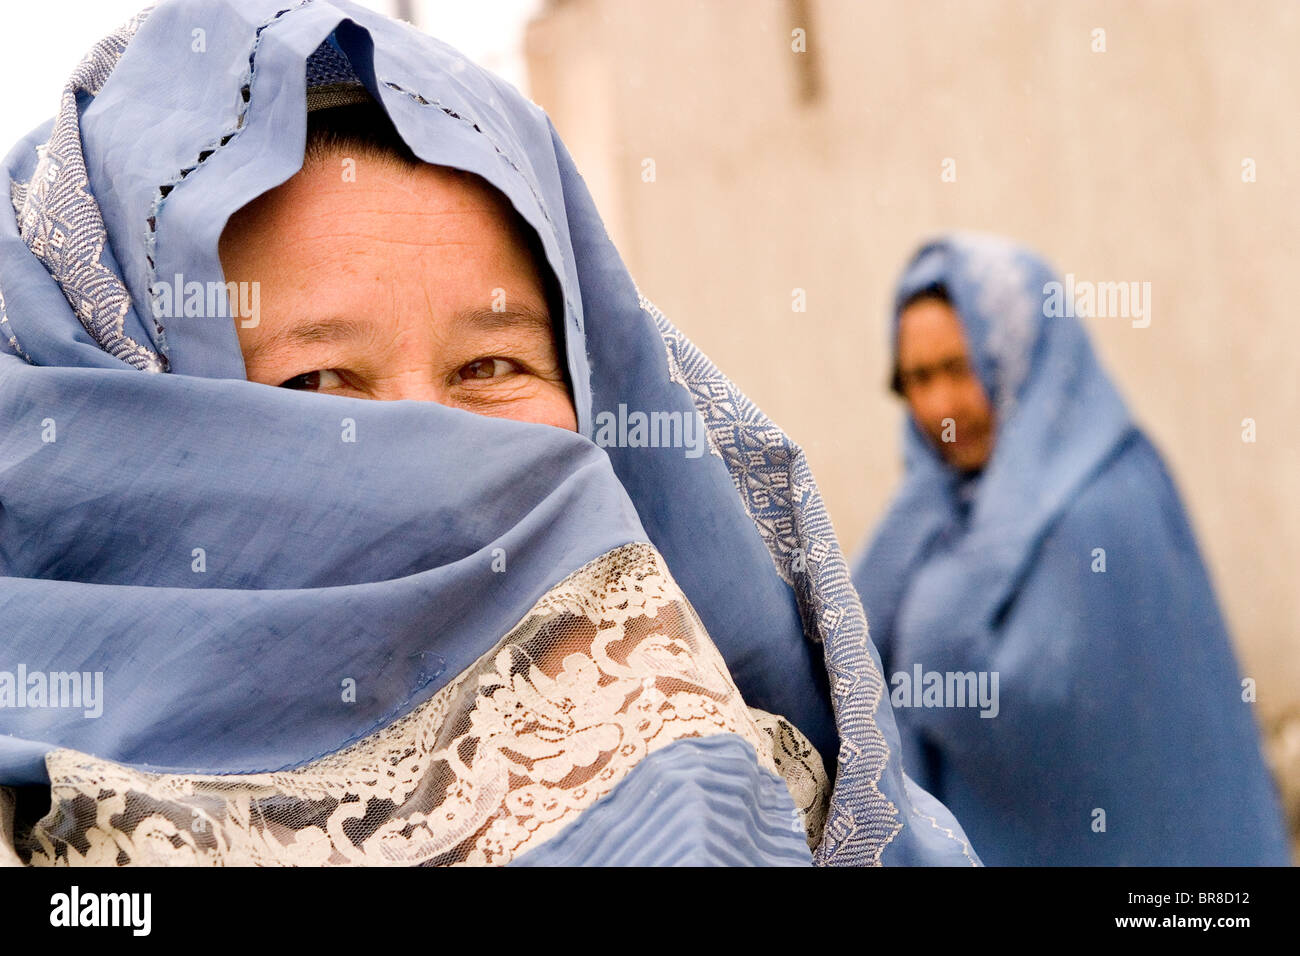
<box><xmin>751</xmin><ymin>710</ymin><xmax>830</xmax><ymax>849</ymax></box>
<box><xmin>10</xmin><ymin>542</ymin><xmax>826</xmax><ymax>866</ymax></box>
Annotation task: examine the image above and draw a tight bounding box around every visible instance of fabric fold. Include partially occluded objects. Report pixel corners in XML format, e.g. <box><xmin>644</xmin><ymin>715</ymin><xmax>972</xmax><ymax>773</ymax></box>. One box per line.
<box><xmin>2</xmin><ymin>0</ymin><xmax>979</xmax><ymax>866</ymax></box>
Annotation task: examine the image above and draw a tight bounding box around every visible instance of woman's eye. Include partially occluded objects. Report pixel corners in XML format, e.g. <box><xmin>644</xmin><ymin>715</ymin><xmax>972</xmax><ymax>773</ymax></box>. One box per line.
<box><xmin>279</xmin><ymin>369</ymin><xmax>345</xmax><ymax>391</ymax></box>
<box><xmin>458</xmin><ymin>358</ymin><xmax>518</xmax><ymax>381</ymax></box>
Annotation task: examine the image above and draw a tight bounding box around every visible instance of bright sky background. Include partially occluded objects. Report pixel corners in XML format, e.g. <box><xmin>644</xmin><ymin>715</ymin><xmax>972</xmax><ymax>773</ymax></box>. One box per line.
<box><xmin>0</xmin><ymin>0</ymin><xmax>541</xmax><ymax>151</ymax></box>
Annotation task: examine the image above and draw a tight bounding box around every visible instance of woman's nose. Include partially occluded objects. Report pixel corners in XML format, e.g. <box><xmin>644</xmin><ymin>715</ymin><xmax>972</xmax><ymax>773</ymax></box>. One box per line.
<box><xmin>920</xmin><ymin>378</ymin><xmax>962</xmax><ymax>422</ymax></box>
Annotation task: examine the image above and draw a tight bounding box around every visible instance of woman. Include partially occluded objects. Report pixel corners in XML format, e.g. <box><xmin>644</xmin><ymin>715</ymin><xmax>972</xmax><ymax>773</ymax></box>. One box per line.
<box><xmin>852</xmin><ymin>232</ymin><xmax>1290</xmax><ymax>865</ymax></box>
<box><xmin>0</xmin><ymin>1</ymin><xmax>975</xmax><ymax>866</ymax></box>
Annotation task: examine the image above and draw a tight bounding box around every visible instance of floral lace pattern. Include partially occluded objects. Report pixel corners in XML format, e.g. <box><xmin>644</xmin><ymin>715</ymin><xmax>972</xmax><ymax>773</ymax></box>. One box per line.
<box><xmin>751</xmin><ymin>711</ymin><xmax>830</xmax><ymax>849</ymax></box>
<box><xmin>8</xmin><ymin>542</ymin><xmax>826</xmax><ymax>866</ymax></box>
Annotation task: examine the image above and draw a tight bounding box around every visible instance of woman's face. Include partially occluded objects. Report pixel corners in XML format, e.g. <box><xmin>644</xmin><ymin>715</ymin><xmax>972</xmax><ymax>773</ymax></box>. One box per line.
<box><xmin>218</xmin><ymin>154</ymin><xmax>578</xmax><ymax>431</ymax></box>
<box><xmin>895</xmin><ymin>297</ymin><xmax>996</xmax><ymax>472</ymax></box>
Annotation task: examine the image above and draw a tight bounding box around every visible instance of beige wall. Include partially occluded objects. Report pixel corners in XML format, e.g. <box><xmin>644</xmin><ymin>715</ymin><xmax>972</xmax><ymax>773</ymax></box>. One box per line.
<box><xmin>525</xmin><ymin>0</ymin><xmax>1300</xmax><ymax>847</ymax></box>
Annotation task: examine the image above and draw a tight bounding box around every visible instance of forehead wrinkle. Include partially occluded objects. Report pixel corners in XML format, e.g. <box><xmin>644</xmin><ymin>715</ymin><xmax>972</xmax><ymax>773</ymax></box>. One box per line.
<box><xmin>290</xmin><ymin>170</ymin><xmax>516</xmax><ymax>227</ymax></box>
<box><xmin>274</xmin><ymin>229</ymin><xmax>483</xmax><ymax>254</ymax></box>
<box><xmin>293</xmin><ymin>201</ymin><xmax>505</xmax><ymax>226</ymax></box>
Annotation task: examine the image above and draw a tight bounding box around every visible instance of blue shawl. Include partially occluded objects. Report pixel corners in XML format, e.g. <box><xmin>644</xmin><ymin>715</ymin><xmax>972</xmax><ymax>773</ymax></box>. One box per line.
<box><xmin>0</xmin><ymin>0</ymin><xmax>977</xmax><ymax>866</ymax></box>
<box><xmin>852</xmin><ymin>233</ymin><xmax>1289</xmax><ymax>865</ymax></box>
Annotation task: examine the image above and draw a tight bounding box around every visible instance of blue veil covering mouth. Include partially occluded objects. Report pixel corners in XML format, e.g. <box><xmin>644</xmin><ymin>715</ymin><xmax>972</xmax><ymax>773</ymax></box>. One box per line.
<box><xmin>852</xmin><ymin>233</ymin><xmax>1290</xmax><ymax>866</ymax></box>
<box><xmin>0</xmin><ymin>0</ymin><xmax>978</xmax><ymax>866</ymax></box>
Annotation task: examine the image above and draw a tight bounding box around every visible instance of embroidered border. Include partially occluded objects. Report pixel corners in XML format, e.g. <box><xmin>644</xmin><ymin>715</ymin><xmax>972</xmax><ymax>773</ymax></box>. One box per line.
<box><xmin>641</xmin><ymin>292</ymin><xmax>903</xmax><ymax>865</ymax></box>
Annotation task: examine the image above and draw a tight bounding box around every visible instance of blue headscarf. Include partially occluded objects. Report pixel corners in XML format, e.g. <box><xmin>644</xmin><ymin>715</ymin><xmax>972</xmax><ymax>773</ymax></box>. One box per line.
<box><xmin>852</xmin><ymin>233</ymin><xmax>1289</xmax><ymax>865</ymax></box>
<box><xmin>0</xmin><ymin>1</ymin><xmax>977</xmax><ymax>865</ymax></box>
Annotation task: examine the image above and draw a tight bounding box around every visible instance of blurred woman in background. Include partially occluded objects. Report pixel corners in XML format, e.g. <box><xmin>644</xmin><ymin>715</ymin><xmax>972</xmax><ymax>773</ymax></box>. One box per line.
<box><xmin>852</xmin><ymin>232</ymin><xmax>1290</xmax><ymax>865</ymax></box>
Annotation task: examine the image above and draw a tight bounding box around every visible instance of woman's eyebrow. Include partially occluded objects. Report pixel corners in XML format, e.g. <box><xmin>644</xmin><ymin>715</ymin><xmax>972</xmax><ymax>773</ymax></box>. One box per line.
<box><xmin>245</xmin><ymin>305</ymin><xmax>556</xmax><ymax>363</ymax></box>
<box><xmin>453</xmin><ymin>304</ymin><xmax>554</xmax><ymax>337</ymax></box>
<box><xmin>245</xmin><ymin>315</ymin><xmax>376</xmax><ymax>362</ymax></box>
<box><xmin>898</xmin><ymin>351</ymin><xmax>970</xmax><ymax>378</ymax></box>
